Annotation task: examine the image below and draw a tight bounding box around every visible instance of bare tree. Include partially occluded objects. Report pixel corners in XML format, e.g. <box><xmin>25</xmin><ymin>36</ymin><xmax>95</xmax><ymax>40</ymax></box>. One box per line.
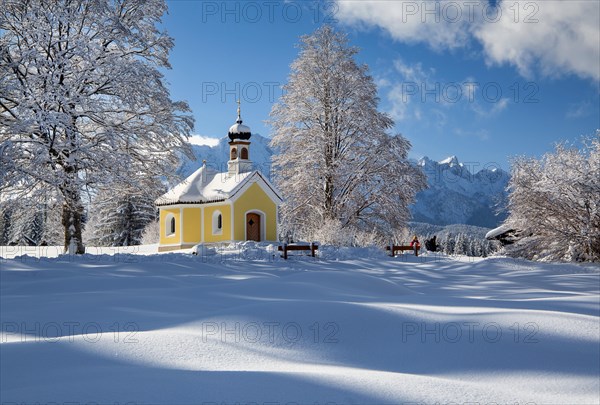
<box><xmin>0</xmin><ymin>0</ymin><xmax>193</xmax><ymax>253</ymax></box>
<box><xmin>270</xmin><ymin>26</ymin><xmax>426</xmax><ymax>241</ymax></box>
<box><xmin>505</xmin><ymin>133</ymin><xmax>600</xmax><ymax>261</ymax></box>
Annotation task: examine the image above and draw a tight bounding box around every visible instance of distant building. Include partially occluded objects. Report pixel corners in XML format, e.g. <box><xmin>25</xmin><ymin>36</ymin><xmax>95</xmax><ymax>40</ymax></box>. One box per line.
<box><xmin>485</xmin><ymin>224</ymin><xmax>521</xmax><ymax>245</ymax></box>
<box><xmin>155</xmin><ymin>103</ymin><xmax>282</xmax><ymax>251</ymax></box>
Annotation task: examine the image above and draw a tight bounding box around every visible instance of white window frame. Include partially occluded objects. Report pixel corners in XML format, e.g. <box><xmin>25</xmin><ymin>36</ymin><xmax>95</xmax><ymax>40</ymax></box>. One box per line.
<box><xmin>165</xmin><ymin>213</ymin><xmax>176</xmax><ymax>237</ymax></box>
<box><xmin>212</xmin><ymin>210</ymin><xmax>223</xmax><ymax>235</ymax></box>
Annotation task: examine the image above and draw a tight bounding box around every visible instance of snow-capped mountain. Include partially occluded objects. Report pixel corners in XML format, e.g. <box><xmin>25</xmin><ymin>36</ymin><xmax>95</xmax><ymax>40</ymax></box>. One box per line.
<box><xmin>178</xmin><ymin>138</ymin><xmax>509</xmax><ymax>228</ymax></box>
<box><xmin>178</xmin><ymin>134</ymin><xmax>275</xmax><ymax>181</ymax></box>
<box><xmin>410</xmin><ymin>156</ymin><xmax>510</xmax><ymax>228</ymax></box>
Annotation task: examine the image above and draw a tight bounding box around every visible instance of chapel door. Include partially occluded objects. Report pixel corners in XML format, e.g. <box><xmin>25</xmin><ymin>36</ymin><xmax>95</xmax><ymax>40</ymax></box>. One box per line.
<box><xmin>246</xmin><ymin>213</ymin><xmax>261</xmax><ymax>241</ymax></box>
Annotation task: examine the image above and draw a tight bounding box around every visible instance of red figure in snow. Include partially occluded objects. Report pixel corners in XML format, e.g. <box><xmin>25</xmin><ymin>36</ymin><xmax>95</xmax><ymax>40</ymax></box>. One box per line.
<box><xmin>410</xmin><ymin>235</ymin><xmax>420</xmax><ymax>249</ymax></box>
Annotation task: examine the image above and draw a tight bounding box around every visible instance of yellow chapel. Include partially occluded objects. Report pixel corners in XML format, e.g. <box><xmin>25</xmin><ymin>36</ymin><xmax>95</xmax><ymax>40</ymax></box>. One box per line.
<box><xmin>155</xmin><ymin>104</ymin><xmax>282</xmax><ymax>252</ymax></box>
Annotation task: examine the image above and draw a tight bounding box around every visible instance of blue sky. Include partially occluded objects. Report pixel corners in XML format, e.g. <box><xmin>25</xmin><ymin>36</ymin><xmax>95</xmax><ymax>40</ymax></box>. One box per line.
<box><xmin>160</xmin><ymin>0</ymin><xmax>599</xmax><ymax>170</ymax></box>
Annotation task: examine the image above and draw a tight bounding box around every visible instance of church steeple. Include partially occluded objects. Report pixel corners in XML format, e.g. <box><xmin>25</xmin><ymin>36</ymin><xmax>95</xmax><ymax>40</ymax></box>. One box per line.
<box><xmin>227</xmin><ymin>100</ymin><xmax>252</xmax><ymax>176</ymax></box>
<box><xmin>228</xmin><ymin>100</ymin><xmax>251</xmax><ymax>141</ymax></box>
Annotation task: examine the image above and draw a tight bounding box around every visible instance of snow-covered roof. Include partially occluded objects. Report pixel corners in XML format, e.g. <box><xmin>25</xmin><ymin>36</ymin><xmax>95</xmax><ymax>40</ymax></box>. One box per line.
<box><xmin>485</xmin><ymin>224</ymin><xmax>513</xmax><ymax>240</ymax></box>
<box><xmin>228</xmin><ymin>103</ymin><xmax>252</xmax><ymax>140</ymax></box>
<box><xmin>155</xmin><ymin>166</ymin><xmax>282</xmax><ymax>206</ymax></box>
<box><xmin>228</xmin><ymin>122</ymin><xmax>251</xmax><ymax>136</ymax></box>
<box><xmin>155</xmin><ymin>165</ymin><xmax>249</xmax><ymax>206</ymax></box>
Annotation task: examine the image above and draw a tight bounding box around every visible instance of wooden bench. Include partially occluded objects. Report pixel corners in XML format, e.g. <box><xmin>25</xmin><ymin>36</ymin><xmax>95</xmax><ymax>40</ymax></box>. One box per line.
<box><xmin>386</xmin><ymin>244</ymin><xmax>420</xmax><ymax>257</ymax></box>
<box><xmin>278</xmin><ymin>243</ymin><xmax>318</xmax><ymax>260</ymax></box>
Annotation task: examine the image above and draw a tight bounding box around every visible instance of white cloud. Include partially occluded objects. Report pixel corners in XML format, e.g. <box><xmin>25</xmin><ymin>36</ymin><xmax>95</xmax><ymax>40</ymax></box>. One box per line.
<box><xmin>463</xmin><ymin>78</ymin><xmax>478</xmax><ymax>101</ymax></box>
<box><xmin>393</xmin><ymin>59</ymin><xmax>434</xmax><ymax>83</ymax></box>
<box><xmin>336</xmin><ymin>0</ymin><xmax>471</xmax><ymax>50</ymax></box>
<box><xmin>336</xmin><ymin>0</ymin><xmax>600</xmax><ymax>81</ymax></box>
<box><xmin>188</xmin><ymin>135</ymin><xmax>220</xmax><ymax>147</ymax></box>
<box><xmin>566</xmin><ymin>101</ymin><xmax>593</xmax><ymax>119</ymax></box>
<box><xmin>385</xmin><ymin>58</ymin><xmax>434</xmax><ymax>121</ymax></box>
<box><xmin>454</xmin><ymin>128</ymin><xmax>491</xmax><ymax>141</ymax></box>
<box><xmin>471</xmin><ymin>96</ymin><xmax>510</xmax><ymax>117</ymax></box>
<box><xmin>387</xmin><ymin>83</ymin><xmax>412</xmax><ymax>121</ymax></box>
<box><xmin>384</xmin><ymin>59</ymin><xmax>510</xmax><ymax>121</ymax></box>
<box><xmin>474</xmin><ymin>1</ymin><xmax>600</xmax><ymax>81</ymax></box>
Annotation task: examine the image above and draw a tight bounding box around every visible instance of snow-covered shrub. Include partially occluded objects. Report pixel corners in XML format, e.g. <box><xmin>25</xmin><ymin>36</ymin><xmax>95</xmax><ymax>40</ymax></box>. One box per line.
<box><xmin>353</xmin><ymin>228</ymin><xmax>384</xmax><ymax>248</ymax></box>
<box><xmin>391</xmin><ymin>228</ymin><xmax>413</xmax><ymax>245</ymax></box>
<box><xmin>308</xmin><ymin>219</ymin><xmax>385</xmax><ymax>248</ymax></box>
<box><xmin>141</xmin><ymin>220</ymin><xmax>161</xmax><ymax>245</ymax></box>
<box><xmin>311</xmin><ymin>219</ymin><xmax>355</xmax><ymax>247</ymax></box>
<box><xmin>504</xmin><ymin>133</ymin><xmax>600</xmax><ymax>262</ymax></box>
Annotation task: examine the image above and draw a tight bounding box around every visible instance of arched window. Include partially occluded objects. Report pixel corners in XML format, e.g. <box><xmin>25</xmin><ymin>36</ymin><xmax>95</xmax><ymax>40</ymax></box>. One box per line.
<box><xmin>230</xmin><ymin>147</ymin><xmax>237</xmax><ymax>160</ymax></box>
<box><xmin>212</xmin><ymin>211</ymin><xmax>223</xmax><ymax>235</ymax></box>
<box><xmin>166</xmin><ymin>214</ymin><xmax>176</xmax><ymax>237</ymax></box>
<box><xmin>240</xmin><ymin>147</ymin><xmax>248</xmax><ymax>160</ymax></box>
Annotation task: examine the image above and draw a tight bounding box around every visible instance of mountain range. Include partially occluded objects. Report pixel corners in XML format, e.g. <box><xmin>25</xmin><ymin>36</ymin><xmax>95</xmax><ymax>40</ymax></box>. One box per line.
<box><xmin>179</xmin><ymin>135</ymin><xmax>510</xmax><ymax>229</ymax></box>
<box><xmin>412</xmin><ymin>156</ymin><xmax>509</xmax><ymax>228</ymax></box>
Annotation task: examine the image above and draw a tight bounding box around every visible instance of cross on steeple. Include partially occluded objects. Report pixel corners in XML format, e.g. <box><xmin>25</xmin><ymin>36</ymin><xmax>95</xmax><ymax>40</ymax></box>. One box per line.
<box><xmin>227</xmin><ymin>100</ymin><xmax>252</xmax><ymax>176</ymax></box>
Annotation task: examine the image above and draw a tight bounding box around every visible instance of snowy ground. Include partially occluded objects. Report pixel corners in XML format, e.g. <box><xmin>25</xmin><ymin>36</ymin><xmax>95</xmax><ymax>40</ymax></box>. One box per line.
<box><xmin>1</xmin><ymin>244</ymin><xmax>599</xmax><ymax>404</ymax></box>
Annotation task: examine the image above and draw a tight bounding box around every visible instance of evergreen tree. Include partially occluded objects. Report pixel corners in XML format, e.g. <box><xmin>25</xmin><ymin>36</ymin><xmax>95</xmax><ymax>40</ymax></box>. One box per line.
<box><xmin>0</xmin><ymin>208</ymin><xmax>10</xmax><ymax>245</ymax></box>
<box><xmin>444</xmin><ymin>234</ymin><xmax>455</xmax><ymax>255</ymax></box>
<box><xmin>0</xmin><ymin>189</ymin><xmax>62</xmax><ymax>246</ymax></box>
<box><xmin>454</xmin><ymin>233</ymin><xmax>466</xmax><ymax>255</ymax></box>
<box><xmin>85</xmin><ymin>181</ymin><xmax>161</xmax><ymax>247</ymax></box>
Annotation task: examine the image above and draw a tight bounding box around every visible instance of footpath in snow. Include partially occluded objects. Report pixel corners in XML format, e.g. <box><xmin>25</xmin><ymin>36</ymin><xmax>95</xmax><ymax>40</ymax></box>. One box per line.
<box><xmin>1</xmin><ymin>244</ymin><xmax>599</xmax><ymax>404</ymax></box>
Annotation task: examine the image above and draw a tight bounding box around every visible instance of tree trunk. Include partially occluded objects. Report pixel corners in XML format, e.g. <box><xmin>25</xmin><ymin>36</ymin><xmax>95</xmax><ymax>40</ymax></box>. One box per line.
<box><xmin>324</xmin><ymin>173</ymin><xmax>334</xmax><ymax>219</ymax></box>
<box><xmin>61</xmin><ymin>197</ymin><xmax>85</xmax><ymax>254</ymax></box>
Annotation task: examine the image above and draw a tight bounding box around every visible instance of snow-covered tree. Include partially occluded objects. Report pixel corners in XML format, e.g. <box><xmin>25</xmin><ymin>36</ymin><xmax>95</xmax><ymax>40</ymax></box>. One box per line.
<box><xmin>84</xmin><ymin>172</ymin><xmax>163</xmax><ymax>247</ymax></box>
<box><xmin>469</xmin><ymin>238</ymin><xmax>481</xmax><ymax>257</ymax></box>
<box><xmin>0</xmin><ymin>209</ymin><xmax>10</xmax><ymax>245</ymax></box>
<box><xmin>270</xmin><ymin>26</ymin><xmax>426</xmax><ymax>241</ymax></box>
<box><xmin>454</xmin><ymin>233</ymin><xmax>466</xmax><ymax>255</ymax></box>
<box><xmin>0</xmin><ymin>0</ymin><xmax>193</xmax><ymax>253</ymax></box>
<box><xmin>441</xmin><ymin>235</ymin><xmax>451</xmax><ymax>255</ymax></box>
<box><xmin>505</xmin><ymin>134</ymin><xmax>600</xmax><ymax>262</ymax></box>
<box><xmin>0</xmin><ymin>185</ymin><xmax>63</xmax><ymax>246</ymax></box>
<box><xmin>84</xmin><ymin>183</ymin><xmax>159</xmax><ymax>247</ymax></box>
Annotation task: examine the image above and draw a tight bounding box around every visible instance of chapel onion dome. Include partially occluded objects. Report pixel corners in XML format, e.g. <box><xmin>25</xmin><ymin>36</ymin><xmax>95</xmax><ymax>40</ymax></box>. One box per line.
<box><xmin>228</xmin><ymin>104</ymin><xmax>252</xmax><ymax>141</ymax></box>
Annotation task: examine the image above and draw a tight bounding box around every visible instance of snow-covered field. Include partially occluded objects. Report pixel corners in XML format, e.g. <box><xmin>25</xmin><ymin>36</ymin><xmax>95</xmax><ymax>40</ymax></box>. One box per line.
<box><xmin>1</xmin><ymin>245</ymin><xmax>599</xmax><ymax>404</ymax></box>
